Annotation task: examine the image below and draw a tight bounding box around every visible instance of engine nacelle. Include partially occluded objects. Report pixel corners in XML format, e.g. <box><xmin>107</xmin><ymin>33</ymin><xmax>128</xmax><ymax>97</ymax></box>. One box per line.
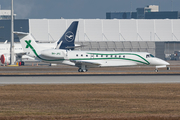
<box><xmin>40</xmin><ymin>49</ymin><xmax>65</xmax><ymax>59</ymax></box>
<box><xmin>1</xmin><ymin>54</ymin><xmax>16</xmax><ymax>65</ymax></box>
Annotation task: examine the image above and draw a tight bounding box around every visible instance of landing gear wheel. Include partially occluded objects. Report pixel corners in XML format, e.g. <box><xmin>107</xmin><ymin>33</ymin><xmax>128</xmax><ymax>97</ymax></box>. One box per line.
<box><xmin>78</xmin><ymin>68</ymin><xmax>88</xmax><ymax>72</ymax></box>
<box><xmin>83</xmin><ymin>69</ymin><xmax>88</xmax><ymax>72</ymax></box>
<box><xmin>78</xmin><ymin>68</ymin><xmax>82</xmax><ymax>72</ymax></box>
<box><xmin>167</xmin><ymin>67</ymin><xmax>170</xmax><ymax>70</ymax></box>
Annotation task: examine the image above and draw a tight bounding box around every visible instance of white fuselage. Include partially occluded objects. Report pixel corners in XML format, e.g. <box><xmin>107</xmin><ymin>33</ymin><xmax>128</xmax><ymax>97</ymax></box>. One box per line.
<box><xmin>38</xmin><ymin>49</ymin><xmax>169</xmax><ymax>68</ymax></box>
<box><xmin>0</xmin><ymin>43</ymin><xmax>22</xmax><ymax>55</ymax></box>
<box><xmin>0</xmin><ymin>43</ymin><xmax>32</xmax><ymax>61</ymax></box>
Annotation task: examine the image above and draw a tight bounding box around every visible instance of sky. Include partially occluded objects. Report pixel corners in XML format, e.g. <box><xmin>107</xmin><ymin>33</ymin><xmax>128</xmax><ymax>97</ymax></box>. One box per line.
<box><xmin>0</xmin><ymin>0</ymin><xmax>180</xmax><ymax>19</ymax></box>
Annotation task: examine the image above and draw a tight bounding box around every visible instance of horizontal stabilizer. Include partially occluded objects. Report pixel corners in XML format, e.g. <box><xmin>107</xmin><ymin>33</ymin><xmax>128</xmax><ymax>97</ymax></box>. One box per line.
<box><xmin>65</xmin><ymin>45</ymin><xmax>87</xmax><ymax>49</ymax></box>
<box><xmin>14</xmin><ymin>31</ymin><xmax>29</xmax><ymax>35</ymax></box>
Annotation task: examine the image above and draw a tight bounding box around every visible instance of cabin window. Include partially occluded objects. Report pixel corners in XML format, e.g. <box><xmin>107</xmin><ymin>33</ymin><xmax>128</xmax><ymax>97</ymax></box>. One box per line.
<box><xmin>96</xmin><ymin>55</ymin><xmax>98</xmax><ymax>57</ymax></box>
<box><xmin>101</xmin><ymin>55</ymin><xmax>103</xmax><ymax>57</ymax></box>
<box><xmin>81</xmin><ymin>54</ymin><xmax>83</xmax><ymax>57</ymax></box>
<box><xmin>106</xmin><ymin>55</ymin><xmax>108</xmax><ymax>57</ymax></box>
<box><xmin>115</xmin><ymin>55</ymin><xmax>117</xmax><ymax>58</ymax></box>
<box><xmin>123</xmin><ymin>55</ymin><xmax>125</xmax><ymax>58</ymax></box>
<box><xmin>76</xmin><ymin>54</ymin><xmax>78</xmax><ymax>57</ymax></box>
<box><xmin>86</xmin><ymin>55</ymin><xmax>88</xmax><ymax>57</ymax></box>
<box><xmin>111</xmin><ymin>55</ymin><xmax>113</xmax><ymax>58</ymax></box>
<box><xmin>119</xmin><ymin>55</ymin><xmax>121</xmax><ymax>58</ymax></box>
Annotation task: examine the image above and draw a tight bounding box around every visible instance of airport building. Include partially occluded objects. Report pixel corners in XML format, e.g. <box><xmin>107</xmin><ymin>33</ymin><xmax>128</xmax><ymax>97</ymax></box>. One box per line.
<box><xmin>0</xmin><ymin>10</ymin><xmax>16</xmax><ymax>20</ymax></box>
<box><xmin>0</xmin><ymin>19</ymin><xmax>180</xmax><ymax>60</ymax></box>
<box><xmin>106</xmin><ymin>5</ymin><xmax>180</xmax><ymax>19</ymax></box>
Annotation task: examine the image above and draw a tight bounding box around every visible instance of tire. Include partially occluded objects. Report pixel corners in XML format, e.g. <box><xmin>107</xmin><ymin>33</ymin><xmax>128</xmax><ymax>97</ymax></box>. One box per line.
<box><xmin>78</xmin><ymin>68</ymin><xmax>81</xmax><ymax>72</ymax></box>
<box><xmin>167</xmin><ymin>67</ymin><xmax>170</xmax><ymax>70</ymax></box>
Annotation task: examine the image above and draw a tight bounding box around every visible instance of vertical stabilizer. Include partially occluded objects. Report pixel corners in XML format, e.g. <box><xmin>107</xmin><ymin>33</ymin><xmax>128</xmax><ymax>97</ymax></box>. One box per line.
<box><xmin>56</xmin><ymin>21</ymin><xmax>78</xmax><ymax>50</ymax></box>
<box><xmin>14</xmin><ymin>32</ymin><xmax>40</xmax><ymax>56</ymax></box>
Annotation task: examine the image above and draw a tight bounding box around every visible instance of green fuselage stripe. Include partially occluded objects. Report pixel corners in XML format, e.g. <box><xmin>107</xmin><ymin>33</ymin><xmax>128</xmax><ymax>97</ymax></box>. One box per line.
<box><xmin>86</xmin><ymin>52</ymin><xmax>150</xmax><ymax>65</ymax></box>
<box><xmin>25</xmin><ymin>40</ymin><xmax>150</xmax><ymax>65</ymax></box>
<box><xmin>70</xmin><ymin>57</ymin><xmax>149</xmax><ymax>65</ymax></box>
<box><xmin>25</xmin><ymin>40</ymin><xmax>64</xmax><ymax>61</ymax></box>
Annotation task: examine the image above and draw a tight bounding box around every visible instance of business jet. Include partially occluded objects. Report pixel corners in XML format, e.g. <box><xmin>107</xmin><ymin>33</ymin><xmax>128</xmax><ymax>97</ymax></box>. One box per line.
<box><xmin>15</xmin><ymin>21</ymin><xmax>170</xmax><ymax>72</ymax></box>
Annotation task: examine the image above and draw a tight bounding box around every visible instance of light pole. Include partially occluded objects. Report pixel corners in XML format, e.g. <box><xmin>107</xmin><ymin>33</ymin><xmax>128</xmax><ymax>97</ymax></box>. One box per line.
<box><xmin>171</xmin><ymin>0</ymin><xmax>173</xmax><ymax>11</ymax></box>
<box><xmin>10</xmin><ymin>0</ymin><xmax>15</xmax><ymax>65</ymax></box>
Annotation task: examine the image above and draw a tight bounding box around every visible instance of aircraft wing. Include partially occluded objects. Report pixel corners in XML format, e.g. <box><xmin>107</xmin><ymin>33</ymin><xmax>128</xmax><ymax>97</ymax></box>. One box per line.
<box><xmin>70</xmin><ymin>60</ymin><xmax>101</xmax><ymax>68</ymax></box>
<box><xmin>16</xmin><ymin>52</ymin><xmax>27</xmax><ymax>58</ymax></box>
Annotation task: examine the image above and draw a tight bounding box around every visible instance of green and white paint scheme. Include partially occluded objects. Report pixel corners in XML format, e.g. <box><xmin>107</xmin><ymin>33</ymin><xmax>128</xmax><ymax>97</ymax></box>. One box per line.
<box><xmin>17</xmin><ymin>33</ymin><xmax>169</xmax><ymax>72</ymax></box>
<box><xmin>15</xmin><ymin>22</ymin><xmax>170</xmax><ymax>72</ymax></box>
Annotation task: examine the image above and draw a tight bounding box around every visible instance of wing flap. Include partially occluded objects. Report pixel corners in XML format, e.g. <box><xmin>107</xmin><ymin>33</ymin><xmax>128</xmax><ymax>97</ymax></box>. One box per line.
<box><xmin>70</xmin><ymin>60</ymin><xmax>101</xmax><ymax>68</ymax></box>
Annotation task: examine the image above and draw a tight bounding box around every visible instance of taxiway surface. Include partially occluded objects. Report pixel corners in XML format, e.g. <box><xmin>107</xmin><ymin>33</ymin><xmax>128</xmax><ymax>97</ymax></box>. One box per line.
<box><xmin>0</xmin><ymin>61</ymin><xmax>180</xmax><ymax>84</ymax></box>
<box><xmin>0</xmin><ymin>75</ymin><xmax>180</xmax><ymax>84</ymax></box>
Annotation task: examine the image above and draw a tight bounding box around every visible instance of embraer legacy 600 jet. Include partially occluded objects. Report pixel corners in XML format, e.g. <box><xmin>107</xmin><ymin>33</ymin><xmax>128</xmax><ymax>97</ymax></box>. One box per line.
<box><xmin>15</xmin><ymin>21</ymin><xmax>170</xmax><ymax>72</ymax></box>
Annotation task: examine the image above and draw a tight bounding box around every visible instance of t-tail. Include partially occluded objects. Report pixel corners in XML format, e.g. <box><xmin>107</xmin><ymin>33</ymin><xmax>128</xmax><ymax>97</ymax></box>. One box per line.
<box><xmin>56</xmin><ymin>21</ymin><xmax>79</xmax><ymax>50</ymax></box>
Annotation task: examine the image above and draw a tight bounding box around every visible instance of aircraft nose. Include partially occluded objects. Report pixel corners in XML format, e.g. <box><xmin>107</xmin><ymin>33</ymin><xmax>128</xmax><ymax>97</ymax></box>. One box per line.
<box><xmin>162</xmin><ymin>60</ymin><xmax>170</xmax><ymax>65</ymax></box>
<box><xmin>150</xmin><ymin>58</ymin><xmax>170</xmax><ymax>66</ymax></box>
<box><xmin>156</xmin><ymin>58</ymin><xmax>170</xmax><ymax>65</ymax></box>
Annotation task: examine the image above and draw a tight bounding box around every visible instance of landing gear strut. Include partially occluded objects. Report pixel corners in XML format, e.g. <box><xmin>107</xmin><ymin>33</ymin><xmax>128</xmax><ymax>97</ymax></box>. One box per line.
<box><xmin>155</xmin><ymin>66</ymin><xmax>170</xmax><ymax>72</ymax></box>
<box><xmin>78</xmin><ymin>64</ymin><xmax>88</xmax><ymax>72</ymax></box>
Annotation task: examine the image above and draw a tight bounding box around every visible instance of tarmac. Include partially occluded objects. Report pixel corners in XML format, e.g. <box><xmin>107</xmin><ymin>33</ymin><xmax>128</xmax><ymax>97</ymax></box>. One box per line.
<box><xmin>0</xmin><ymin>61</ymin><xmax>180</xmax><ymax>76</ymax></box>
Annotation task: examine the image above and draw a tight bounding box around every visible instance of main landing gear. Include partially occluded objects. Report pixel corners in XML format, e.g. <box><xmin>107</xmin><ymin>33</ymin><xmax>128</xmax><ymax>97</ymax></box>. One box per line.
<box><xmin>78</xmin><ymin>68</ymin><xmax>88</xmax><ymax>72</ymax></box>
<box><xmin>78</xmin><ymin>64</ymin><xmax>88</xmax><ymax>72</ymax></box>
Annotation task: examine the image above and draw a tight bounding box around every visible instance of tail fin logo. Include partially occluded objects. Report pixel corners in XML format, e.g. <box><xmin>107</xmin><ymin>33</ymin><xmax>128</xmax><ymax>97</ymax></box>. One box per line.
<box><xmin>25</xmin><ymin>40</ymin><xmax>31</xmax><ymax>48</ymax></box>
<box><xmin>65</xmin><ymin>31</ymin><xmax>74</xmax><ymax>42</ymax></box>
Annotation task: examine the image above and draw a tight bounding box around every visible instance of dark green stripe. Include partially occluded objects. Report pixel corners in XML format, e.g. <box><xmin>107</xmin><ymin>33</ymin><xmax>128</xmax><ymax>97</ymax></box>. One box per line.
<box><xmin>87</xmin><ymin>52</ymin><xmax>150</xmax><ymax>65</ymax></box>
<box><xmin>25</xmin><ymin>40</ymin><xmax>150</xmax><ymax>65</ymax></box>
<box><xmin>70</xmin><ymin>57</ymin><xmax>148</xmax><ymax>65</ymax></box>
<box><xmin>25</xmin><ymin>40</ymin><xmax>64</xmax><ymax>61</ymax></box>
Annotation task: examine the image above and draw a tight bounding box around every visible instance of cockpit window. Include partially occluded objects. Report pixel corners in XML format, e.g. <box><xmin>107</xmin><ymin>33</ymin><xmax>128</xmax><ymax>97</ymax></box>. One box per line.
<box><xmin>150</xmin><ymin>54</ymin><xmax>154</xmax><ymax>57</ymax></box>
<box><xmin>146</xmin><ymin>55</ymin><xmax>150</xmax><ymax>58</ymax></box>
<box><xmin>146</xmin><ymin>54</ymin><xmax>155</xmax><ymax>58</ymax></box>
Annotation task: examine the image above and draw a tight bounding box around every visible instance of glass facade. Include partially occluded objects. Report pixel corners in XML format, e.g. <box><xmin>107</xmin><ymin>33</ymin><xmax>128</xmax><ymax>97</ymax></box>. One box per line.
<box><xmin>145</xmin><ymin>11</ymin><xmax>180</xmax><ymax>19</ymax></box>
<box><xmin>0</xmin><ymin>19</ymin><xmax>29</xmax><ymax>42</ymax></box>
<box><xmin>107</xmin><ymin>11</ymin><xmax>180</xmax><ymax>19</ymax></box>
<box><xmin>106</xmin><ymin>12</ymin><xmax>136</xmax><ymax>19</ymax></box>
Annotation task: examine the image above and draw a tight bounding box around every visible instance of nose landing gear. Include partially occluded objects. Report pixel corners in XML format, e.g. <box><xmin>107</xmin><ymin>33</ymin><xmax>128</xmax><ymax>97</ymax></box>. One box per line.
<box><xmin>155</xmin><ymin>66</ymin><xmax>170</xmax><ymax>72</ymax></box>
<box><xmin>167</xmin><ymin>67</ymin><xmax>170</xmax><ymax>70</ymax></box>
<box><xmin>155</xmin><ymin>69</ymin><xmax>158</xmax><ymax>72</ymax></box>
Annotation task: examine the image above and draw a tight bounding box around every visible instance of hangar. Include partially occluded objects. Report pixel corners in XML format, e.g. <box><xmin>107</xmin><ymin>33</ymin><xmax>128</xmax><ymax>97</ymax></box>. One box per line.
<box><xmin>0</xmin><ymin>19</ymin><xmax>180</xmax><ymax>60</ymax></box>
